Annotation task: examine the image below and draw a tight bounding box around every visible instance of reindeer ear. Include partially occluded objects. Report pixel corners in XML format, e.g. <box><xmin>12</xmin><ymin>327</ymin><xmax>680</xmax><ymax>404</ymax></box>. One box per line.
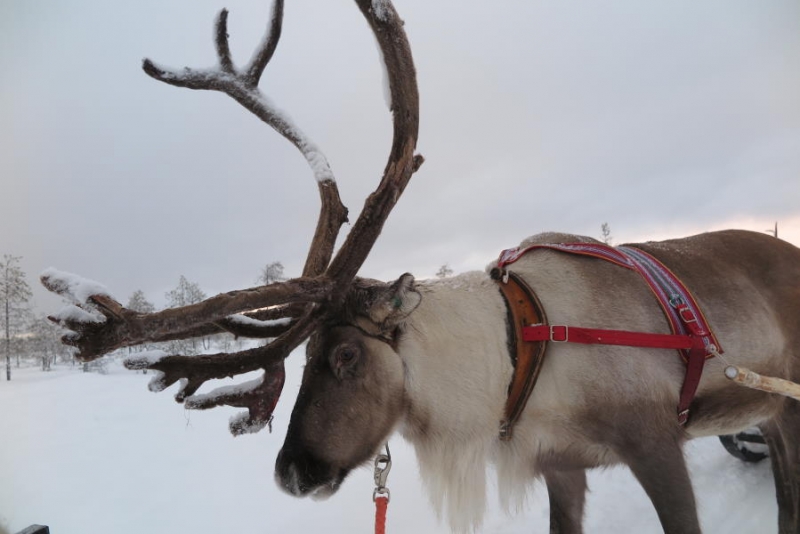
<box><xmin>366</xmin><ymin>273</ymin><xmax>421</xmax><ymax>328</ymax></box>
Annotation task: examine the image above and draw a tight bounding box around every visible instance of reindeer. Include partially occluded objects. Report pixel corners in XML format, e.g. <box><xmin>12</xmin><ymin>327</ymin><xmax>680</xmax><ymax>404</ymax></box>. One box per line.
<box><xmin>42</xmin><ymin>1</ymin><xmax>800</xmax><ymax>533</ymax></box>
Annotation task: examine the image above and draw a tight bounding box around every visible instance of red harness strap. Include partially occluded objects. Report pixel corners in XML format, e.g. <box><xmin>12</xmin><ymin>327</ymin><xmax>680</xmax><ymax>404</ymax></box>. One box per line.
<box><xmin>523</xmin><ymin>324</ymin><xmax>709</xmax><ymax>424</ymax></box>
<box><xmin>524</xmin><ymin>325</ymin><xmax>704</xmax><ymax>349</ymax></box>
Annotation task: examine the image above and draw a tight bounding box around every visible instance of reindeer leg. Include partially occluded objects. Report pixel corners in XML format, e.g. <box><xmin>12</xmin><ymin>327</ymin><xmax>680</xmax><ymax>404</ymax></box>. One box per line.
<box><xmin>616</xmin><ymin>434</ymin><xmax>701</xmax><ymax>534</ymax></box>
<box><xmin>760</xmin><ymin>400</ymin><xmax>800</xmax><ymax>534</ymax></box>
<box><xmin>543</xmin><ymin>469</ymin><xmax>586</xmax><ymax>534</ymax></box>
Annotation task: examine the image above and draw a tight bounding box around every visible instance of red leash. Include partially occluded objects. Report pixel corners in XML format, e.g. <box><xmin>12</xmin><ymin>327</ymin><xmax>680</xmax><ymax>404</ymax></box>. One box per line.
<box><xmin>375</xmin><ymin>494</ymin><xmax>388</xmax><ymax>534</ymax></box>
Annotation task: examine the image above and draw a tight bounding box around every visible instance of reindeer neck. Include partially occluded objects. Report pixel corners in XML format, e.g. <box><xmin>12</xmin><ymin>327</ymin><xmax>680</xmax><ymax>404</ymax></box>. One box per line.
<box><xmin>396</xmin><ymin>271</ymin><xmax>513</xmax><ymax>443</ymax></box>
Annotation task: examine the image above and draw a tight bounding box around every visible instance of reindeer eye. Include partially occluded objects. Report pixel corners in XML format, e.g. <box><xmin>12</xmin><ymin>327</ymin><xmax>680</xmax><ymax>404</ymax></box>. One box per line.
<box><xmin>337</xmin><ymin>346</ymin><xmax>358</xmax><ymax>364</ymax></box>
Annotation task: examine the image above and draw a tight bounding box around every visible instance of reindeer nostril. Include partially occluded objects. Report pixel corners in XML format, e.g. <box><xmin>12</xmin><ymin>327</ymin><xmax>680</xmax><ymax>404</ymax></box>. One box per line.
<box><xmin>285</xmin><ymin>463</ymin><xmax>302</xmax><ymax>495</ymax></box>
<box><xmin>275</xmin><ymin>447</ymin><xmax>305</xmax><ymax>496</ymax></box>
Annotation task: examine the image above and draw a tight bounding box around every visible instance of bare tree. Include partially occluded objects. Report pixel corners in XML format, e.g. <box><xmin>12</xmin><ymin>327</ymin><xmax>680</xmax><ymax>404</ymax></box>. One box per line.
<box><xmin>258</xmin><ymin>261</ymin><xmax>286</xmax><ymax>286</ymax></box>
<box><xmin>165</xmin><ymin>276</ymin><xmax>206</xmax><ymax>309</ymax></box>
<box><xmin>601</xmin><ymin>222</ymin><xmax>613</xmax><ymax>245</ymax></box>
<box><xmin>436</xmin><ymin>264</ymin><xmax>453</xmax><ymax>279</ymax></box>
<box><xmin>1</xmin><ymin>255</ymin><xmax>32</xmax><ymax>380</ymax></box>
<box><xmin>766</xmin><ymin>222</ymin><xmax>779</xmax><ymax>238</ymax></box>
<box><xmin>42</xmin><ymin>0</ymin><xmax>422</xmax><ymax>434</ymax></box>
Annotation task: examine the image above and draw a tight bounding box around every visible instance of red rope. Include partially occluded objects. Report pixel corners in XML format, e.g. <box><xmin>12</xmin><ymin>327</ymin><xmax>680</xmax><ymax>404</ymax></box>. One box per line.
<box><xmin>375</xmin><ymin>495</ymin><xmax>388</xmax><ymax>534</ymax></box>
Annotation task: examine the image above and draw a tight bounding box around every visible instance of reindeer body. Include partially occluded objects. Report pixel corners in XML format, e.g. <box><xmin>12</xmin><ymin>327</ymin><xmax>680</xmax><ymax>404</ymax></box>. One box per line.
<box><xmin>277</xmin><ymin>229</ymin><xmax>800</xmax><ymax>533</ymax></box>
<box><xmin>45</xmin><ymin>2</ymin><xmax>800</xmax><ymax>531</ymax></box>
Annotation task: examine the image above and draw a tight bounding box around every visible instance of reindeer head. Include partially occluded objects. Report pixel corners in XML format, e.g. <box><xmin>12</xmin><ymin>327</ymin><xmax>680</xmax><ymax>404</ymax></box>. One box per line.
<box><xmin>275</xmin><ymin>275</ymin><xmax>421</xmax><ymax>497</ymax></box>
<box><xmin>41</xmin><ymin>0</ymin><xmax>423</xmax><ymax>493</ymax></box>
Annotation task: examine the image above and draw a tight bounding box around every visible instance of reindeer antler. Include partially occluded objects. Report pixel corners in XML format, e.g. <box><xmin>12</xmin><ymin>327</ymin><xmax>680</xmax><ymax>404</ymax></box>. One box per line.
<box><xmin>43</xmin><ymin>0</ymin><xmax>422</xmax><ymax>435</ymax></box>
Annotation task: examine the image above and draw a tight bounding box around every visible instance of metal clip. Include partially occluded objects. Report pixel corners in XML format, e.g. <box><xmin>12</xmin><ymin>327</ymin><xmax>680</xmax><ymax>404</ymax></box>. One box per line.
<box><xmin>373</xmin><ymin>443</ymin><xmax>392</xmax><ymax>502</ymax></box>
<box><xmin>677</xmin><ymin>408</ymin><xmax>690</xmax><ymax>425</ymax></box>
<box><xmin>668</xmin><ymin>294</ymin><xmax>686</xmax><ymax>308</ymax></box>
<box><xmin>499</xmin><ymin>420</ymin><xmax>512</xmax><ymax>441</ymax></box>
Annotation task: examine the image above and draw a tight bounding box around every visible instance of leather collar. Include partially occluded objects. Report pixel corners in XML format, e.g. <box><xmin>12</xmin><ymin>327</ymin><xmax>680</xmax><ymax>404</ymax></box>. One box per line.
<box><xmin>491</xmin><ymin>268</ymin><xmax>549</xmax><ymax>441</ymax></box>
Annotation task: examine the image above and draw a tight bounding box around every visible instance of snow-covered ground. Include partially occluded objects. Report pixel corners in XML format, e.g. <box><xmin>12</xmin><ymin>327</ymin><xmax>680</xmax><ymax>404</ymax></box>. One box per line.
<box><xmin>0</xmin><ymin>358</ymin><xmax>777</xmax><ymax>533</ymax></box>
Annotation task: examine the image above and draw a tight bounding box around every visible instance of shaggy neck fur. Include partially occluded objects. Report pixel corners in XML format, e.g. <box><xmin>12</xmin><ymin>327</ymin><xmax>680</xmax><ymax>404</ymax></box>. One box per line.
<box><xmin>396</xmin><ymin>271</ymin><xmax>520</xmax><ymax>531</ymax></box>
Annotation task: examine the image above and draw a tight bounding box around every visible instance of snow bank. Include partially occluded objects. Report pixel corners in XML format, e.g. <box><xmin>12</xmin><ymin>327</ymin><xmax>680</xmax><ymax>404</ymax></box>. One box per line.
<box><xmin>0</xmin><ymin>363</ymin><xmax>778</xmax><ymax>534</ymax></box>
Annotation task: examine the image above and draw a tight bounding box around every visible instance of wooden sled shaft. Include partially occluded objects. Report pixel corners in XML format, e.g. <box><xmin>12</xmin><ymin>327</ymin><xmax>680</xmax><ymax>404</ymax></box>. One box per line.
<box><xmin>725</xmin><ymin>365</ymin><xmax>800</xmax><ymax>403</ymax></box>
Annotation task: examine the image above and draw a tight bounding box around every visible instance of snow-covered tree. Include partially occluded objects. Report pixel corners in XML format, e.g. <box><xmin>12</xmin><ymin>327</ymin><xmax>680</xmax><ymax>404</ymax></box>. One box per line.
<box><xmin>258</xmin><ymin>261</ymin><xmax>285</xmax><ymax>285</ymax></box>
<box><xmin>127</xmin><ymin>290</ymin><xmax>155</xmax><ymax>314</ymax></box>
<box><xmin>436</xmin><ymin>264</ymin><xmax>453</xmax><ymax>279</ymax></box>
<box><xmin>166</xmin><ymin>276</ymin><xmax>206</xmax><ymax>308</ymax></box>
<box><xmin>165</xmin><ymin>276</ymin><xmax>207</xmax><ymax>354</ymax></box>
<box><xmin>1</xmin><ymin>255</ymin><xmax>32</xmax><ymax>380</ymax></box>
<box><xmin>27</xmin><ymin>315</ymin><xmax>65</xmax><ymax>371</ymax></box>
<box><xmin>126</xmin><ymin>290</ymin><xmax>157</xmax><ymax>360</ymax></box>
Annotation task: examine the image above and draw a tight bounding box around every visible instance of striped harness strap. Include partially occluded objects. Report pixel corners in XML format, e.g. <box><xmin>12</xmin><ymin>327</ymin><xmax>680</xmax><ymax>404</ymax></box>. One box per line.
<box><xmin>496</xmin><ymin>242</ymin><xmax>722</xmax><ymax>426</ymax></box>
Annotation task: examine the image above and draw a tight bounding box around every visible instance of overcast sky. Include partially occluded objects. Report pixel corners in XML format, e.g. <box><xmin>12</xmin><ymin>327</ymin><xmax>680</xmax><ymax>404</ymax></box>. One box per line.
<box><xmin>2</xmin><ymin>0</ymin><xmax>799</xmax><ymax>313</ymax></box>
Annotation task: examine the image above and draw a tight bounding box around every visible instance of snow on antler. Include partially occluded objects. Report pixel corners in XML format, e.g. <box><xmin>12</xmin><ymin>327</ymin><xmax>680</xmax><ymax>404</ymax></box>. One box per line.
<box><xmin>40</xmin><ymin>268</ymin><xmax>114</xmax><ymax>306</ymax></box>
<box><xmin>50</xmin><ymin>305</ymin><xmax>105</xmax><ymax>325</ymax></box>
<box><xmin>371</xmin><ymin>0</ymin><xmax>392</xmax><ymax>21</ymax></box>
<box><xmin>40</xmin><ymin>268</ymin><xmax>116</xmax><ymax>328</ymax></box>
<box><xmin>184</xmin><ymin>361</ymin><xmax>286</xmax><ymax>436</ymax></box>
<box><xmin>141</xmin><ymin>6</ymin><xmax>335</xmax><ymax>185</ymax></box>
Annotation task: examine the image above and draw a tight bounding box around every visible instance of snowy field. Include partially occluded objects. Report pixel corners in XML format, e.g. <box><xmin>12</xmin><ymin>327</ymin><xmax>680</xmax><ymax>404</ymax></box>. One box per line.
<box><xmin>1</xmin><ymin>357</ymin><xmax>778</xmax><ymax>533</ymax></box>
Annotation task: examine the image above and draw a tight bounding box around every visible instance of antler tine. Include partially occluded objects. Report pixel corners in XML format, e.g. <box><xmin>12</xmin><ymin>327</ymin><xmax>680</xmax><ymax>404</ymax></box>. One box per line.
<box><xmin>136</xmin><ymin>302</ymin><xmax>306</xmax><ymax>342</ymax></box>
<box><xmin>244</xmin><ymin>0</ymin><xmax>284</xmax><ymax>87</ymax></box>
<box><xmin>143</xmin><ymin>0</ymin><xmax>348</xmax><ymax>278</ymax></box>
<box><xmin>184</xmin><ymin>360</ymin><xmax>287</xmax><ymax>436</ymax></box>
<box><xmin>325</xmin><ymin>0</ymin><xmax>424</xmax><ymax>294</ymax></box>
<box><xmin>42</xmin><ymin>268</ymin><xmax>331</xmax><ymax>361</ymax></box>
<box><xmin>122</xmin><ymin>346</ymin><xmax>288</xmax><ymax>436</ymax></box>
<box><xmin>215</xmin><ymin>9</ymin><xmax>235</xmax><ymax>74</ymax></box>
<box><xmin>124</xmin><ymin>304</ymin><xmax>322</xmax><ymax>396</ymax></box>
<box><xmin>122</xmin><ymin>305</ymin><xmax>324</xmax><ymax>435</ymax></box>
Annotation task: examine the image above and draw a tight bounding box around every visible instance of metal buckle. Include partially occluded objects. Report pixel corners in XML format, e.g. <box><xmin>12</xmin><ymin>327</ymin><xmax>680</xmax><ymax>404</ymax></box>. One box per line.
<box><xmin>373</xmin><ymin>487</ymin><xmax>390</xmax><ymax>501</ymax></box>
<box><xmin>550</xmin><ymin>325</ymin><xmax>569</xmax><ymax>342</ymax></box>
<box><xmin>678</xmin><ymin>307</ymin><xmax>698</xmax><ymax>324</ymax></box>
<box><xmin>373</xmin><ymin>444</ymin><xmax>392</xmax><ymax>502</ymax></box>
